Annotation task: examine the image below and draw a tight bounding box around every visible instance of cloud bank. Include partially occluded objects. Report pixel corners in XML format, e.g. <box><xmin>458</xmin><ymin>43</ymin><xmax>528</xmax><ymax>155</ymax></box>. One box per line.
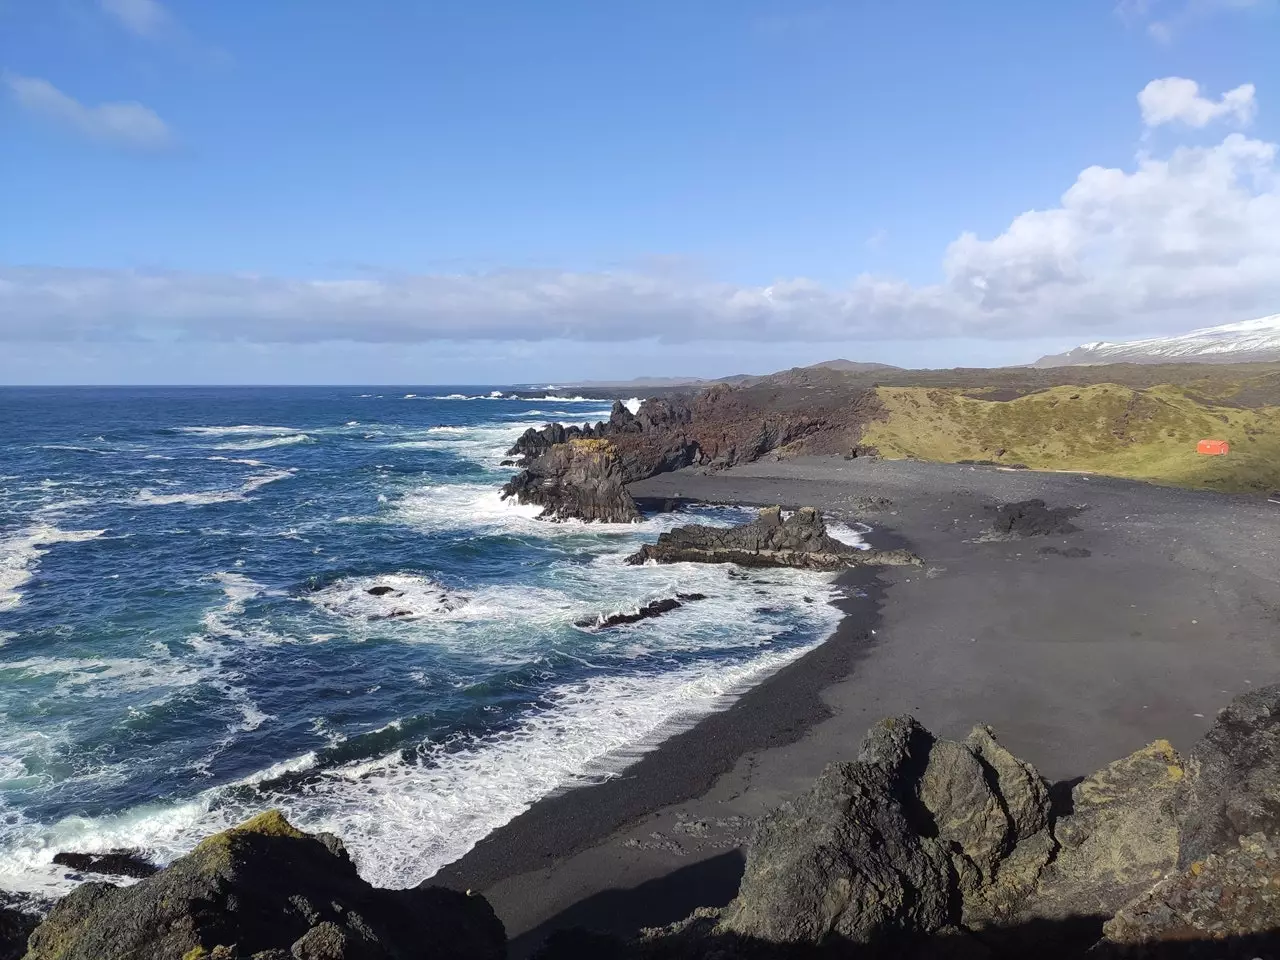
<box><xmin>2</xmin><ymin>77</ymin><xmax>1276</xmax><ymax>345</ymax></box>
<box><xmin>3</xmin><ymin>73</ymin><xmax>171</xmax><ymax>148</ymax></box>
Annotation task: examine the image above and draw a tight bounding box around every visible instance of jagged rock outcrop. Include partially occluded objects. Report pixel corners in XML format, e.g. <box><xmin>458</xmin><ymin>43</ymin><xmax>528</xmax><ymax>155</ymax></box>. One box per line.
<box><xmin>506</xmin><ymin>387</ymin><xmax>887</xmax><ymax>525</ymax></box>
<box><xmin>507</xmin><ymin>402</ymin><xmax>652</xmax><ymax>467</ymax></box>
<box><xmin>626</xmin><ymin>506</ymin><xmax>920</xmax><ymax>570</ymax></box>
<box><xmin>22</xmin><ymin>810</ymin><xmax>504</xmax><ymax>960</ymax></box>
<box><xmin>719</xmin><ymin>716</ymin><xmax>954</xmax><ymax>947</ymax></box>
<box><xmin>0</xmin><ymin>899</ymin><xmax>37</xmax><ymax>960</ymax></box>
<box><xmin>1100</xmin><ymin>832</ymin><xmax>1280</xmax><ymax>953</ymax></box>
<box><xmin>1174</xmin><ymin>683</ymin><xmax>1280</xmax><ymax>868</ymax></box>
<box><xmin>537</xmin><ymin>684</ymin><xmax>1280</xmax><ymax>959</ymax></box>
<box><xmin>502</xmin><ymin>438</ymin><xmax>641</xmax><ymax>523</ymax></box>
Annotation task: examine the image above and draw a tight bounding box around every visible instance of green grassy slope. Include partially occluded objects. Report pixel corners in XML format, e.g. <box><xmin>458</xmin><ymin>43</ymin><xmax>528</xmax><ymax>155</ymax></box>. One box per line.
<box><xmin>860</xmin><ymin>384</ymin><xmax>1280</xmax><ymax>493</ymax></box>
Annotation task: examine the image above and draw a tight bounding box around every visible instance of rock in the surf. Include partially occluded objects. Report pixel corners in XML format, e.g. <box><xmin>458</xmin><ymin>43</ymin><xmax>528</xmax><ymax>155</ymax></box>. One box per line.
<box><xmin>51</xmin><ymin>850</ymin><xmax>158</xmax><ymax>880</ymax></box>
<box><xmin>23</xmin><ymin>810</ymin><xmax>505</xmax><ymax>960</ymax></box>
<box><xmin>574</xmin><ymin>593</ymin><xmax>707</xmax><ymax>630</ymax></box>
<box><xmin>502</xmin><ymin>438</ymin><xmax>641</xmax><ymax>523</ymax></box>
<box><xmin>626</xmin><ymin>505</ymin><xmax>919</xmax><ymax>570</ymax></box>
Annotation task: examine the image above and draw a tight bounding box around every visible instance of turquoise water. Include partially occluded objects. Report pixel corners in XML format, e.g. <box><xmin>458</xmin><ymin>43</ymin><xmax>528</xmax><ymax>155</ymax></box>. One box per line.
<box><xmin>0</xmin><ymin>387</ymin><xmax>852</xmax><ymax>896</ymax></box>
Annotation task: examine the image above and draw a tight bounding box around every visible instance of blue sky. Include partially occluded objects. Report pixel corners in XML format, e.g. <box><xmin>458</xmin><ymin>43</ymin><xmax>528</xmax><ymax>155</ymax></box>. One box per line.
<box><xmin>2</xmin><ymin>0</ymin><xmax>1278</xmax><ymax>383</ymax></box>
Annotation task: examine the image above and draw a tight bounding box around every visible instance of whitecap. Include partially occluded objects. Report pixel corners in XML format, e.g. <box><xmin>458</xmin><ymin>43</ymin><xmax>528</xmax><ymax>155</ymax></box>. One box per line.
<box><xmin>308</xmin><ymin>573</ymin><xmax>467</xmax><ymax>623</ymax></box>
<box><xmin>133</xmin><ymin>469</ymin><xmax>295</xmax><ymax>507</ymax></box>
<box><xmin>177</xmin><ymin>425</ymin><xmax>299</xmax><ymax>436</ymax></box>
<box><xmin>212</xmin><ymin>434</ymin><xmax>311</xmax><ymax>451</ymax></box>
<box><xmin>0</xmin><ymin>526</ymin><xmax>107</xmax><ymax>611</ymax></box>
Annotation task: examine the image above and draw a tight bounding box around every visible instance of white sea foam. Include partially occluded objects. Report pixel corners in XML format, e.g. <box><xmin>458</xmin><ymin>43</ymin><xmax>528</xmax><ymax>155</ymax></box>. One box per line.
<box><xmin>178</xmin><ymin>425</ymin><xmax>299</xmax><ymax>436</ymax></box>
<box><xmin>624</xmin><ymin>397</ymin><xmax>642</xmax><ymax>414</ymax></box>
<box><xmin>133</xmin><ymin>469</ymin><xmax>295</xmax><ymax>507</ymax></box>
<box><xmin>308</xmin><ymin>573</ymin><xmax>467</xmax><ymax>622</ymax></box>
<box><xmin>0</xmin><ymin>526</ymin><xmax>107</xmax><ymax>610</ymax></box>
<box><xmin>213</xmin><ymin>434</ymin><xmax>311</xmax><ymax>451</ymax></box>
<box><xmin>206</xmin><ymin>456</ymin><xmax>269</xmax><ymax>468</ymax></box>
<box><xmin>0</xmin><ymin>610</ymin><xmax>837</xmax><ymax>895</ymax></box>
<box><xmin>0</xmin><ymin>653</ymin><xmax>211</xmax><ymax>699</ymax></box>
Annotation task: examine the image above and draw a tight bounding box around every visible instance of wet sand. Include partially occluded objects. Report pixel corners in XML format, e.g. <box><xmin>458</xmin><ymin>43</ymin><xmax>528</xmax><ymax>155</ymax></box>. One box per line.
<box><xmin>438</xmin><ymin>457</ymin><xmax>1280</xmax><ymax>956</ymax></box>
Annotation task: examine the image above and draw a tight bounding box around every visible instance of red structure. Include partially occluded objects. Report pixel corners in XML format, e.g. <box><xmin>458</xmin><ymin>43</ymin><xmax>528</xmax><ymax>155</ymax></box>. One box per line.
<box><xmin>1197</xmin><ymin>439</ymin><xmax>1230</xmax><ymax>456</ymax></box>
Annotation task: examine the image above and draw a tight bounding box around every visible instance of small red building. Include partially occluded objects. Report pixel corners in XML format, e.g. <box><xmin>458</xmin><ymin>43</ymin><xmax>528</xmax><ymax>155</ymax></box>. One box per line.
<box><xmin>1197</xmin><ymin>439</ymin><xmax>1230</xmax><ymax>456</ymax></box>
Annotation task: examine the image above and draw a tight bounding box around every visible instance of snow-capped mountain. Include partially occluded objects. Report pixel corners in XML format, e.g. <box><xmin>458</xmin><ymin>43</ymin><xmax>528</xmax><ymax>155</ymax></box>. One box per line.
<box><xmin>1034</xmin><ymin>314</ymin><xmax>1280</xmax><ymax>367</ymax></box>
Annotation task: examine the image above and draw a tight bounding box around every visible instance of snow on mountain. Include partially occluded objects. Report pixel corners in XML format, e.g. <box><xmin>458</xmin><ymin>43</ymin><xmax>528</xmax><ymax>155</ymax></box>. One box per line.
<box><xmin>1034</xmin><ymin>314</ymin><xmax>1280</xmax><ymax>367</ymax></box>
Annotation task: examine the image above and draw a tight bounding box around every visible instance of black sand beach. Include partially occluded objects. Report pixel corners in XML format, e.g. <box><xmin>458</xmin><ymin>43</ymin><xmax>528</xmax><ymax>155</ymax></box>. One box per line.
<box><xmin>439</xmin><ymin>457</ymin><xmax>1280</xmax><ymax>956</ymax></box>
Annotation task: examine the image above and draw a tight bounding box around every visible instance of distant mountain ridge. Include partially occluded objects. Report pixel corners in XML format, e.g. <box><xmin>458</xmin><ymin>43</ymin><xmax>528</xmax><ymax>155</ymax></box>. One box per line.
<box><xmin>1035</xmin><ymin>314</ymin><xmax>1280</xmax><ymax>367</ymax></box>
<box><xmin>567</xmin><ymin>359</ymin><xmax>899</xmax><ymax>390</ymax></box>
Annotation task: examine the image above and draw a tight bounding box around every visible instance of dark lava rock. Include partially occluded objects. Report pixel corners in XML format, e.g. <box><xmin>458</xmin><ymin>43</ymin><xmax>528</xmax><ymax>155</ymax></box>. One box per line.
<box><xmin>989</xmin><ymin>499</ymin><xmax>1081</xmax><ymax>537</ymax></box>
<box><xmin>535</xmin><ymin>683</ymin><xmax>1280</xmax><ymax>959</ymax></box>
<box><xmin>1101</xmin><ymin>833</ymin><xmax>1280</xmax><ymax>955</ymax></box>
<box><xmin>51</xmin><ymin>849</ymin><xmax>158</xmax><ymax>879</ymax></box>
<box><xmin>627</xmin><ymin>505</ymin><xmax>919</xmax><ymax>570</ymax></box>
<box><xmin>23</xmin><ymin>810</ymin><xmax>504</xmax><ymax>960</ymax></box>
<box><xmin>0</xmin><ymin>898</ymin><xmax>38</xmax><ymax>960</ymax></box>
<box><xmin>575</xmin><ymin>594</ymin><xmax>707</xmax><ymax>630</ymax></box>
<box><xmin>1176</xmin><ymin>683</ymin><xmax>1280</xmax><ymax>868</ymax></box>
<box><xmin>502</xmin><ymin>438</ymin><xmax>641</xmax><ymax>523</ymax></box>
<box><xmin>1038</xmin><ymin>546</ymin><xmax>1092</xmax><ymax>558</ymax></box>
<box><xmin>365</xmin><ymin>585</ymin><xmax>399</xmax><ymax>597</ymax></box>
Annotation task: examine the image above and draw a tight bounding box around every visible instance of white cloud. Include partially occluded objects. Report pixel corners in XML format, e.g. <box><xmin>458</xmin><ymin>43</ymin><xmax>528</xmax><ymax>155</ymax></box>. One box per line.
<box><xmin>3</xmin><ymin>73</ymin><xmax>171</xmax><ymax>148</ymax></box>
<box><xmin>100</xmin><ymin>0</ymin><xmax>172</xmax><ymax>39</ymax></box>
<box><xmin>1139</xmin><ymin>77</ymin><xmax>1257</xmax><ymax>128</ymax></box>
<box><xmin>1118</xmin><ymin>0</ymin><xmax>1268</xmax><ymax>41</ymax></box>
<box><xmin>1</xmin><ymin>77</ymin><xmax>1277</xmax><ymax>346</ymax></box>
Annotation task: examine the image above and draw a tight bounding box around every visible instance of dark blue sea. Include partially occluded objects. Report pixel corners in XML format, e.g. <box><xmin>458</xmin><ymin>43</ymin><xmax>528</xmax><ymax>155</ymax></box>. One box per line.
<box><xmin>0</xmin><ymin>387</ymin><xmax>855</xmax><ymax>896</ymax></box>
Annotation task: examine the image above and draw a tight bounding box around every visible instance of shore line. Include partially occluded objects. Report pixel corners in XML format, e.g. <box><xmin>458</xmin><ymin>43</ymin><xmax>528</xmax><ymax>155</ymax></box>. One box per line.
<box><xmin>433</xmin><ymin>500</ymin><xmax>907</xmax><ymax>893</ymax></box>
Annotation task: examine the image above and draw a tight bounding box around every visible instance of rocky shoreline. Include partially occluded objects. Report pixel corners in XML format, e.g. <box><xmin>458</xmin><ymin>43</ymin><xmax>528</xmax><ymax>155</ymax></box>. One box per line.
<box><xmin>626</xmin><ymin>505</ymin><xmax>920</xmax><ymax>570</ymax></box>
<box><xmin>10</xmin><ymin>683</ymin><xmax>1280</xmax><ymax>958</ymax></box>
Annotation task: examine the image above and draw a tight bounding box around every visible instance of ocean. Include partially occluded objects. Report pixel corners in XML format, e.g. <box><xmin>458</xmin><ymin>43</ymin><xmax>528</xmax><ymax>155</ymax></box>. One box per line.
<box><xmin>0</xmin><ymin>387</ymin><xmax>858</xmax><ymax>899</ymax></box>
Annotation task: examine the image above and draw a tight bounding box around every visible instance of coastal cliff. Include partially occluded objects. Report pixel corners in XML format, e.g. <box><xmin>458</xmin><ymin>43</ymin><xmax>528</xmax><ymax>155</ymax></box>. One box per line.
<box><xmin>502</xmin><ymin>389</ymin><xmax>886</xmax><ymax>521</ymax></box>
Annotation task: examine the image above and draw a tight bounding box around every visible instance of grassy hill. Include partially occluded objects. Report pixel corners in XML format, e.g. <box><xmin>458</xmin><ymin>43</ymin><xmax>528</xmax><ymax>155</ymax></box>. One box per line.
<box><xmin>860</xmin><ymin>382</ymin><xmax>1280</xmax><ymax>493</ymax></box>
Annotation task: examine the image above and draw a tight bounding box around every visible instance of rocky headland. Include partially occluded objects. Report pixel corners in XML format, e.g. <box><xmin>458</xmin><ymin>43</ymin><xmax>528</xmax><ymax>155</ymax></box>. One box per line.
<box><xmin>501</xmin><ymin>388</ymin><xmax>886</xmax><ymax>522</ymax></box>
<box><xmin>10</xmin><ymin>684</ymin><xmax>1280</xmax><ymax>959</ymax></box>
<box><xmin>626</xmin><ymin>506</ymin><xmax>920</xmax><ymax>571</ymax></box>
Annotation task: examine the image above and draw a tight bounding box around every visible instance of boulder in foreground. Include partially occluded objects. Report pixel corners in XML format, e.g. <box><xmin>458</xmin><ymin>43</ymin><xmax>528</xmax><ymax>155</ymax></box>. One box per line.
<box><xmin>536</xmin><ymin>683</ymin><xmax>1280</xmax><ymax>958</ymax></box>
<box><xmin>23</xmin><ymin>810</ymin><xmax>504</xmax><ymax>960</ymax></box>
<box><xmin>626</xmin><ymin>506</ymin><xmax>920</xmax><ymax>570</ymax></box>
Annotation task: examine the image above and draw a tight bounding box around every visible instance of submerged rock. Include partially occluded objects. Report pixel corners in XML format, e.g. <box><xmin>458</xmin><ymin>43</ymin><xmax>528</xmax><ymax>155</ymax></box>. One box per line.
<box><xmin>502</xmin><ymin>438</ymin><xmax>641</xmax><ymax>523</ymax></box>
<box><xmin>626</xmin><ymin>506</ymin><xmax>919</xmax><ymax>570</ymax></box>
<box><xmin>23</xmin><ymin>810</ymin><xmax>505</xmax><ymax>960</ymax></box>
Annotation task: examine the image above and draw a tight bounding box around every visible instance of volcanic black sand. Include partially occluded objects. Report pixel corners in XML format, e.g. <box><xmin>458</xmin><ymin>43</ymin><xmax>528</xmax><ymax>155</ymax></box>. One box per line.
<box><xmin>437</xmin><ymin>457</ymin><xmax>1280</xmax><ymax>956</ymax></box>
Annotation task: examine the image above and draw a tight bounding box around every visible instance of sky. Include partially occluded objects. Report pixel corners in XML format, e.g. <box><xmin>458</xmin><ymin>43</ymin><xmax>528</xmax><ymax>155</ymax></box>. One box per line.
<box><xmin>1</xmin><ymin>0</ymin><xmax>1278</xmax><ymax>384</ymax></box>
